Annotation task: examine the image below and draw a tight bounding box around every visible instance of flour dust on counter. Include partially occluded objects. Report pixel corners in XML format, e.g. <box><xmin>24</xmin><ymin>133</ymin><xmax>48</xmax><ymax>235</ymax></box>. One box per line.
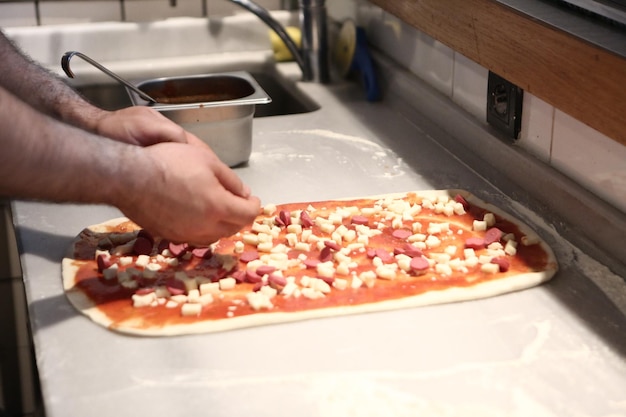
<box><xmin>61</xmin><ymin>189</ymin><xmax>558</xmax><ymax>336</ymax></box>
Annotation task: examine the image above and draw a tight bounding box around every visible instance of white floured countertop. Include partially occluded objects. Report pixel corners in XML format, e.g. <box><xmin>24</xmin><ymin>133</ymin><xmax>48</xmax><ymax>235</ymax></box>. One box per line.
<box><xmin>8</xmin><ymin>17</ymin><xmax>626</xmax><ymax>417</ymax></box>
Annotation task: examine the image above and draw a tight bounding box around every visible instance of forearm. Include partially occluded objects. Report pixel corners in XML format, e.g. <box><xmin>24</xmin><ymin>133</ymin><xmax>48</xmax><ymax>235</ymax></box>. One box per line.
<box><xmin>0</xmin><ymin>30</ymin><xmax>106</xmax><ymax>132</ymax></box>
<box><xmin>0</xmin><ymin>86</ymin><xmax>139</xmax><ymax>206</ymax></box>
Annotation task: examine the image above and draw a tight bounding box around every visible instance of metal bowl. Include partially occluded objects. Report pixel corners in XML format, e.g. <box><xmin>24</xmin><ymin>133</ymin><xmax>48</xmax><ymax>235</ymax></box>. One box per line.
<box><xmin>128</xmin><ymin>71</ymin><xmax>271</xmax><ymax>167</ymax></box>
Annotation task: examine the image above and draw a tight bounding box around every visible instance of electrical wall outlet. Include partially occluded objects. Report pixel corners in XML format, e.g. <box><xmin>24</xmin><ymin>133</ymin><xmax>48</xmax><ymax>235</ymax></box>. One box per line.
<box><xmin>487</xmin><ymin>71</ymin><xmax>523</xmax><ymax>140</ymax></box>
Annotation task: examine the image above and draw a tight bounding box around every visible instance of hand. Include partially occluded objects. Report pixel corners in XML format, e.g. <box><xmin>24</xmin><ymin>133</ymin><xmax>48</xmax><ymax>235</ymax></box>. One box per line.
<box><xmin>94</xmin><ymin>107</ymin><xmax>189</xmax><ymax>146</ymax></box>
<box><xmin>115</xmin><ymin>141</ymin><xmax>261</xmax><ymax>246</ymax></box>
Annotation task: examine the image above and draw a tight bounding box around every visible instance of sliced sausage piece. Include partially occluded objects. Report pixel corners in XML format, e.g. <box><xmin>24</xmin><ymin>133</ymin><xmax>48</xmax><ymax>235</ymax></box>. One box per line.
<box><xmin>484</xmin><ymin>227</ymin><xmax>503</xmax><ymax>245</ymax></box>
<box><xmin>319</xmin><ymin>246</ymin><xmax>333</xmax><ymax>262</ymax></box>
<box><xmin>351</xmin><ymin>215</ymin><xmax>369</xmax><ymax>225</ymax></box>
<box><xmin>279</xmin><ymin>210</ymin><xmax>291</xmax><ymax>227</ymax></box>
<box><xmin>303</xmin><ymin>258</ymin><xmax>320</xmax><ymax>269</ymax></box>
<box><xmin>376</xmin><ymin>248</ymin><xmax>394</xmax><ymax>263</ymax></box>
<box><xmin>324</xmin><ymin>240</ymin><xmax>341</xmax><ymax>251</ymax></box>
<box><xmin>96</xmin><ymin>253</ymin><xmax>112</xmax><ymax>273</ymax></box>
<box><xmin>133</xmin><ymin>236</ymin><xmax>153</xmax><ymax>256</ymax></box>
<box><xmin>465</xmin><ymin>237</ymin><xmax>485</xmax><ymax>249</ymax></box>
<box><xmin>300</xmin><ymin>210</ymin><xmax>314</xmax><ymax>228</ymax></box>
<box><xmin>239</xmin><ymin>250</ymin><xmax>260</xmax><ymax>263</ymax></box>
<box><xmin>454</xmin><ymin>194</ymin><xmax>470</xmax><ymax>210</ymax></box>
<box><xmin>392</xmin><ymin>229</ymin><xmax>412</xmax><ymax>239</ymax></box>
<box><xmin>168</xmin><ymin>242</ymin><xmax>188</xmax><ymax>257</ymax></box>
<box><xmin>410</xmin><ymin>256</ymin><xmax>430</xmax><ymax>272</ymax></box>
<box><xmin>256</xmin><ymin>265</ymin><xmax>276</xmax><ymax>276</ymax></box>
<box><xmin>491</xmin><ymin>257</ymin><xmax>510</xmax><ymax>272</ymax></box>
<box><xmin>191</xmin><ymin>246</ymin><xmax>212</xmax><ymax>258</ymax></box>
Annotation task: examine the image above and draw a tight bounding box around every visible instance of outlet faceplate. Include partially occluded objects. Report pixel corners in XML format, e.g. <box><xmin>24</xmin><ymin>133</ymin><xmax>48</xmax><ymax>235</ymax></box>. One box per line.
<box><xmin>486</xmin><ymin>71</ymin><xmax>523</xmax><ymax>140</ymax></box>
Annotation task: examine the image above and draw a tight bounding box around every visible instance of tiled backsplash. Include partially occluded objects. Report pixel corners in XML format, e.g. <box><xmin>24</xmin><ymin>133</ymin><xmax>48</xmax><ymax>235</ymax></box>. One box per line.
<box><xmin>356</xmin><ymin>2</ymin><xmax>626</xmax><ymax>213</ymax></box>
<box><xmin>1</xmin><ymin>0</ymin><xmax>624</xmax><ymax>213</ymax></box>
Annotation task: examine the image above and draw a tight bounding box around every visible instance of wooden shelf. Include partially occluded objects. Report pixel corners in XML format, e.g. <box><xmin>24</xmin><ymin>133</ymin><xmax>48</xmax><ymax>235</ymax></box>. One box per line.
<box><xmin>370</xmin><ymin>0</ymin><xmax>626</xmax><ymax>146</ymax></box>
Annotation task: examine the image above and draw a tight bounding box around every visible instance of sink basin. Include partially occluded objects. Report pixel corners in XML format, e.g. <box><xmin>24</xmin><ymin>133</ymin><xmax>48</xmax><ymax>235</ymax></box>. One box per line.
<box><xmin>76</xmin><ymin>71</ymin><xmax>319</xmax><ymax>118</ymax></box>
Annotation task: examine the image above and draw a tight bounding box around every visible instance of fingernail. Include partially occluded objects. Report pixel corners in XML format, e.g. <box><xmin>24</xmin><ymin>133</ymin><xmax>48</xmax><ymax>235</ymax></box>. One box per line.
<box><xmin>242</xmin><ymin>184</ymin><xmax>251</xmax><ymax>198</ymax></box>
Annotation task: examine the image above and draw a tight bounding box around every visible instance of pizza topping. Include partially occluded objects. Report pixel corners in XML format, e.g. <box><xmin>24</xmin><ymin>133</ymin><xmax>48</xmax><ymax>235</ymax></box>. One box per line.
<box><xmin>410</xmin><ymin>256</ymin><xmax>430</xmax><ymax>272</ymax></box>
<box><xmin>464</xmin><ymin>237</ymin><xmax>485</xmax><ymax>249</ymax></box>
<box><xmin>168</xmin><ymin>242</ymin><xmax>188</xmax><ymax>257</ymax></box>
<box><xmin>71</xmin><ymin>191</ymin><xmax>554</xmax><ymax>326</ymax></box>
<box><xmin>484</xmin><ymin>227</ymin><xmax>503</xmax><ymax>245</ymax></box>
<box><xmin>490</xmin><ymin>257</ymin><xmax>510</xmax><ymax>272</ymax></box>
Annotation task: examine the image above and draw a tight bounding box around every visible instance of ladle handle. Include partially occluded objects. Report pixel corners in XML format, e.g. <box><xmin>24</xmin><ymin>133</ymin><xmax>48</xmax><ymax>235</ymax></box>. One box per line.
<box><xmin>61</xmin><ymin>51</ymin><xmax>157</xmax><ymax>103</ymax></box>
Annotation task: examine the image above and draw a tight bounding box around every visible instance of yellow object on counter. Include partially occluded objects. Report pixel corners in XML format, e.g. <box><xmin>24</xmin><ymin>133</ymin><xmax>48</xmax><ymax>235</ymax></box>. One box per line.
<box><xmin>269</xmin><ymin>26</ymin><xmax>301</xmax><ymax>62</ymax></box>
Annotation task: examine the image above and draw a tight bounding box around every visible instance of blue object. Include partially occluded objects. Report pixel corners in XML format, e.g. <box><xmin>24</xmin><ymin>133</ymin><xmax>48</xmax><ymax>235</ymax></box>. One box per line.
<box><xmin>351</xmin><ymin>26</ymin><xmax>380</xmax><ymax>102</ymax></box>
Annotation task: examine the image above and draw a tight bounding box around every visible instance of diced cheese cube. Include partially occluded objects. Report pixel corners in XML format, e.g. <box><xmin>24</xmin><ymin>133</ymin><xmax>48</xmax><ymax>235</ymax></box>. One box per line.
<box><xmin>449</xmin><ymin>258</ymin><xmax>466</xmax><ymax>271</ymax></box>
<box><xmin>242</xmin><ymin>233</ymin><xmax>259</xmax><ymax>246</ymax></box>
<box><xmin>181</xmin><ymin>303</ymin><xmax>202</xmax><ymax>316</ymax></box>
<box><xmin>359</xmin><ymin>271</ymin><xmax>377</xmax><ymax>287</ymax></box>
<box><xmin>165</xmin><ymin>300</ymin><xmax>179</xmax><ymax>308</ymax></box>
<box><xmin>257</xmin><ymin>242</ymin><xmax>273</xmax><ymax>253</ymax></box>
<box><xmin>252</xmin><ymin>222</ymin><xmax>272</xmax><ymax>234</ymax></box>
<box><xmin>263</xmin><ymin>204</ymin><xmax>277</xmax><ymax>215</ymax></box>
<box><xmin>319</xmin><ymin>222</ymin><xmax>336</xmax><ymax>234</ymax></box>
<box><xmin>328</xmin><ymin>213</ymin><xmax>343</xmax><ymax>225</ymax></box>
<box><xmin>473</xmin><ymin>220</ymin><xmax>487</xmax><ymax>232</ymax></box>
<box><xmin>132</xmin><ymin>292</ymin><xmax>156</xmax><ymax>308</ymax></box>
<box><xmin>301</xmin><ymin>287</ymin><xmax>325</xmax><ymax>300</ymax></box>
<box><xmin>463</xmin><ymin>248</ymin><xmax>477</xmax><ymax>259</ymax></box>
<box><xmin>429</xmin><ymin>252</ymin><xmax>450</xmax><ymax>263</ymax></box>
<box><xmin>135</xmin><ymin>254</ymin><xmax>151</xmax><ymax>268</ymax></box>
<box><xmin>504</xmin><ymin>240</ymin><xmax>518</xmax><ymax>256</ymax></box>
<box><xmin>246</xmin><ymin>292</ymin><xmax>274</xmax><ymax>310</ymax></box>
<box><xmin>281</xmin><ymin>282</ymin><xmax>300</xmax><ymax>298</ymax></box>
<box><xmin>396</xmin><ymin>254</ymin><xmax>412</xmax><ymax>272</ymax></box>
<box><xmin>118</xmin><ymin>256</ymin><xmax>133</xmax><ymax>266</ymax></box>
<box><xmin>481</xmin><ymin>263</ymin><xmax>500</xmax><ymax>274</ymax></box>
<box><xmin>408</xmin><ymin>233</ymin><xmax>426</xmax><ymax>242</ymax></box>
<box><xmin>425</xmin><ymin>235</ymin><xmax>441</xmax><ymax>249</ymax></box>
<box><xmin>412</xmin><ymin>222</ymin><xmax>423</xmax><ymax>233</ymax></box>
<box><xmin>198</xmin><ymin>293</ymin><xmax>214</xmax><ymax>306</ymax></box>
<box><xmin>234</xmin><ymin>241</ymin><xmax>245</xmax><ymax>253</ymax></box>
<box><xmin>351</xmin><ymin>276</ymin><xmax>363</xmax><ymax>289</ymax></box>
<box><xmin>478</xmin><ymin>255</ymin><xmax>493</xmax><ymax>264</ymax></box>
<box><xmin>484</xmin><ymin>213</ymin><xmax>496</xmax><ymax>227</ymax></box>
<box><xmin>453</xmin><ymin>202</ymin><xmax>466</xmax><ymax>215</ymax></box>
<box><xmin>316</xmin><ymin>262</ymin><xmax>336</xmax><ymax>279</ymax></box>
<box><xmin>375</xmin><ymin>265</ymin><xmax>396</xmax><ymax>280</ymax></box>
<box><xmin>219</xmin><ymin>277</ymin><xmax>237</xmax><ymax>290</ymax></box>
<box><xmin>286</xmin><ymin>233</ymin><xmax>299</xmax><ymax>247</ymax></box>
<box><xmin>260</xmin><ymin>285</ymin><xmax>278</xmax><ymax>298</ymax></box>
<box><xmin>435</xmin><ymin>263</ymin><xmax>453</xmax><ymax>276</ymax></box>
<box><xmin>391</xmin><ymin>216</ymin><xmax>404</xmax><ymax>229</ymax></box>
<box><xmin>465</xmin><ymin>257</ymin><xmax>479</xmax><ymax>268</ymax></box>
<box><xmin>333</xmin><ymin>278</ymin><xmax>348</xmax><ymax>290</ymax></box>
<box><xmin>444</xmin><ymin>245</ymin><xmax>458</xmax><ymax>256</ymax></box>
<box><xmin>294</xmin><ymin>242</ymin><xmax>311</xmax><ymax>252</ymax></box>
<box><xmin>442</xmin><ymin>204</ymin><xmax>455</xmax><ymax>217</ymax></box>
<box><xmin>170</xmin><ymin>294</ymin><xmax>188</xmax><ymax>304</ymax></box>
<box><xmin>186</xmin><ymin>289</ymin><xmax>200</xmax><ymax>303</ymax></box>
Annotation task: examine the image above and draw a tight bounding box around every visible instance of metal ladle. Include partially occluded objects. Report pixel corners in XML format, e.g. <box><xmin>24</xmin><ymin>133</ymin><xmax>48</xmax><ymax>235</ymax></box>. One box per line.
<box><xmin>61</xmin><ymin>51</ymin><xmax>158</xmax><ymax>104</ymax></box>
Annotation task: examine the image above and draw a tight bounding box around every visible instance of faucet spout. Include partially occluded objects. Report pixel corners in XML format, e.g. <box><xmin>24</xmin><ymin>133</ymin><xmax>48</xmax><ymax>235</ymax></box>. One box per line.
<box><xmin>228</xmin><ymin>0</ymin><xmax>329</xmax><ymax>83</ymax></box>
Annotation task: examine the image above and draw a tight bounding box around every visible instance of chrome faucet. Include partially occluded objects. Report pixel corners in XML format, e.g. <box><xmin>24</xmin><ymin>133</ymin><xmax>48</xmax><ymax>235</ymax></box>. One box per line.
<box><xmin>229</xmin><ymin>0</ymin><xmax>329</xmax><ymax>83</ymax></box>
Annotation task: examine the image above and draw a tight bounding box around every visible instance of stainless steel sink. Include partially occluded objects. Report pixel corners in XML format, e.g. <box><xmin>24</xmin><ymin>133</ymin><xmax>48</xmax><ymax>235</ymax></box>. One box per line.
<box><xmin>76</xmin><ymin>71</ymin><xmax>319</xmax><ymax>118</ymax></box>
